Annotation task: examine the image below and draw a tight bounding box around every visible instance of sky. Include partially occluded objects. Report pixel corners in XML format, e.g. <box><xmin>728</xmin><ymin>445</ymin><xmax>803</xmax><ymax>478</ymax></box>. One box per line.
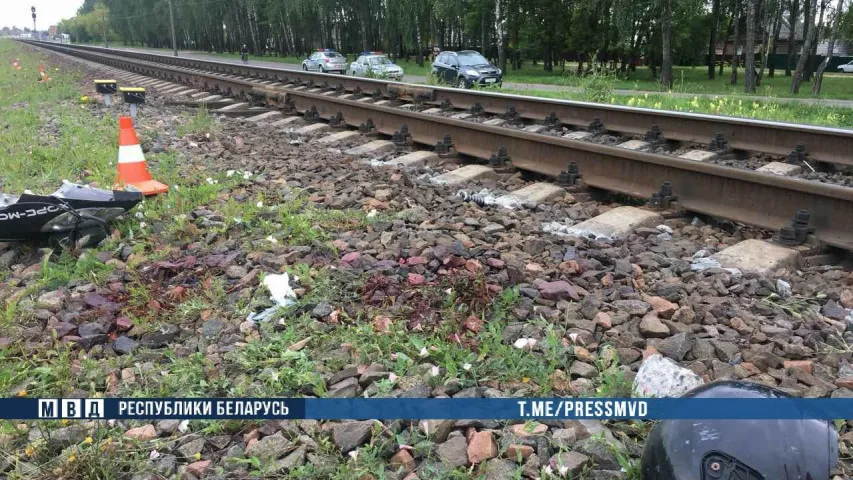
<box><xmin>3</xmin><ymin>0</ymin><xmax>84</xmax><ymax>30</ymax></box>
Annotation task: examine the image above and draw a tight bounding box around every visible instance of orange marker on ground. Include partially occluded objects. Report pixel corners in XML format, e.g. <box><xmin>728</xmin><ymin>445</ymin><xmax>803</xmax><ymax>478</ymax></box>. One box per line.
<box><xmin>114</xmin><ymin>117</ymin><xmax>168</xmax><ymax>196</ymax></box>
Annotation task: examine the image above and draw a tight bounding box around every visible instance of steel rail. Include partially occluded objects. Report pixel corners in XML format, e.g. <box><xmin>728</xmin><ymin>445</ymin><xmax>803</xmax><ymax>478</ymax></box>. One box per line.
<box><xmin>24</xmin><ymin>40</ymin><xmax>853</xmax><ymax>167</ymax></box>
<box><xmin>25</xmin><ymin>40</ymin><xmax>853</xmax><ymax>251</ymax></box>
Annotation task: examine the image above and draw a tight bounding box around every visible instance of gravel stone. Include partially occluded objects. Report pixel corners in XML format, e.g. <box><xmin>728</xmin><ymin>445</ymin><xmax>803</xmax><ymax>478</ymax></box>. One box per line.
<box><xmin>113</xmin><ymin>336</ymin><xmax>137</xmax><ymax>354</ymax></box>
<box><xmin>633</xmin><ymin>354</ymin><xmax>704</xmax><ymax>398</ymax></box>
<box><xmin>331</xmin><ymin>421</ymin><xmax>374</xmax><ymax>452</ymax></box>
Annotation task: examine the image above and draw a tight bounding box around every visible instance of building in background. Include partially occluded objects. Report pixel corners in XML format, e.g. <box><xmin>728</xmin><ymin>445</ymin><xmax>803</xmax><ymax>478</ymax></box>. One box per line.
<box><xmin>48</xmin><ymin>25</ymin><xmax>57</xmax><ymax>39</ymax></box>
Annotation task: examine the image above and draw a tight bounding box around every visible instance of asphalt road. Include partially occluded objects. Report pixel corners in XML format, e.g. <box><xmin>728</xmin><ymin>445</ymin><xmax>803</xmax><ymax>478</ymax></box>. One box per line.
<box><xmin>101</xmin><ymin>45</ymin><xmax>853</xmax><ymax>108</ymax></box>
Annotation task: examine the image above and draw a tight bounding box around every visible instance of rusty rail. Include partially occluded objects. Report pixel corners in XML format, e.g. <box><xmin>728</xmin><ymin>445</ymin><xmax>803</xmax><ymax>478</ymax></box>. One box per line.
<box><xmin>24</xmin><ymin>40</ymin><xmax>853</xmax><ymax>167</ymax></box>
<box><xmin>24</xmin><ymin>40</ymin><xmax>853</xmax><ymax>251</ymax></box>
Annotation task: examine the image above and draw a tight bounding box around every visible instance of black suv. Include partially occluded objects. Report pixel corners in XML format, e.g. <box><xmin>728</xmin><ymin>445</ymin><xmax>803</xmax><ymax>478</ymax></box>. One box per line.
<box><xmin>431</xmin><ymin>50</ymin><xmax>502</xmax><ymax>88</ymax></box>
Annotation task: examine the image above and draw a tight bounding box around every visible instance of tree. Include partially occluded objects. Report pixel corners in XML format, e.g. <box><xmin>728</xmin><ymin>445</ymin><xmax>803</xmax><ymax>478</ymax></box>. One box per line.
<box><xmin>767</xmin><ymin>1</ymin><xmax>784</xmax><ymax>77</ymax></box>
<box><xmin>744</xmin><ymin>0</ymin><xmax>757</xmax><ymax>91</ymax></box>
<box><xmin>805</xmin><ymin>0</ymin><xmax>827</xmax><ymax>80</ymax></box>
<box><xmin>792</xmin><ymin>0</ymin><xmax>819</xmax><ymax>92</ymax></box>
<box><xmin>719</xmin><ymin>11</ymin><xmax>734</xmax><ymax>76</ymax></box>
<box><xmin>731</xmin><ymin>0</ymin><xmax>741</xmax><ymax>84</ymax></box>
<box><xmin>495</xmin><ymin>0</ymin><xmax>508</xmax><ymax>72</ymax></box>
<box><xmin>52</xmin><ymin>0</ymin><xmax>726</xmax><ymax>85</ymax></box>
<box><xmin>660</xmin><ymin>0</ymin><xmax>673</xmax><ymax>88</ymax></box>
<box><xmin>785</xmin><ymin>0</ymin><xmax>799</xmax><ymax>75</ymax></box>
<box><xmin>813</xmin><ymin>0</ymin><xmax>845</xmax><ymax>94</ymax></box>
<box><xmin>708</xmin><ymin>0</ymin><xmax>722</xmax><ymax>79</ymax></box>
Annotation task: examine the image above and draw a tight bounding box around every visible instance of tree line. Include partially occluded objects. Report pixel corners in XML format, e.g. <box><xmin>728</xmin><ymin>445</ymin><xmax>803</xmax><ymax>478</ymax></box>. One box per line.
<box><xmin>57</xmin><ymin>0</ymin><xmax>848</xmax><ymax>95</ymax></box>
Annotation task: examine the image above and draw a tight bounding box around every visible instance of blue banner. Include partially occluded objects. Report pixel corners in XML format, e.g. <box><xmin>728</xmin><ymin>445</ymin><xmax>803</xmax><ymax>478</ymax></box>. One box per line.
<box><xmin>9</xmin><ymin>398</ymin><xmax>853</xmax><ymax>420</ymax></box>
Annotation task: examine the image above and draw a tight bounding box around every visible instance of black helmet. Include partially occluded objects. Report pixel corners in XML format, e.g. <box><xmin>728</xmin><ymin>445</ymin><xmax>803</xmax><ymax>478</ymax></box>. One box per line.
<box><xmin>641</xmin><ymin>381</ymin><xmax>838</xmax><ymax>480</ymax></box>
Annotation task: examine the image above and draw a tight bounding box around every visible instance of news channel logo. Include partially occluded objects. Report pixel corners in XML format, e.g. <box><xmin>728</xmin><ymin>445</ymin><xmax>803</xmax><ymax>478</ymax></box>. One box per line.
<box><xmin>38</xmin><ymin>399</ymin><xmax>105</xmax><ymax>419</ymax></box>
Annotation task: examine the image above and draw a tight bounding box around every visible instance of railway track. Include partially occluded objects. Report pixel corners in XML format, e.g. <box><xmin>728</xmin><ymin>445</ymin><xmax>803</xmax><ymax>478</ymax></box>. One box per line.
<box><xmin>21</xmin><ymin>40</ymin><xmax>853</xmax><ymax>256</ymax></box>
<box><xmin>24</xmin><ymin>41</ymin><xmax>853</xmax><ymax>168</ymax></box>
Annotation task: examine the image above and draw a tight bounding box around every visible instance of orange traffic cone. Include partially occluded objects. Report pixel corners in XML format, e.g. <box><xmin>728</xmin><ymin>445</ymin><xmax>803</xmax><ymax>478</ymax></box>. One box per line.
<box><xmin>38</xmin><ymin>65</ymin><xmax>50</xmax><ymax>82</ymax></box>
<box><xmin>115</xmin><ymin>117</ymin><xmax>168</xmax><ymax>195</ymax></box>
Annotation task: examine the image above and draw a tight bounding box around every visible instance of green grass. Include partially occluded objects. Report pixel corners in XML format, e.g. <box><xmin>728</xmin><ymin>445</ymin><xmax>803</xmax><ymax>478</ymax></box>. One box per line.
<box><xmin>175</xmin><ymin>108</ymin><xmax>220</xmax><ymax>137</ymax></box>
<box><xmin>0</xmin><ymin>41</ymin><xmax>116</xmax><ymax>192</ymax></box>
<box><xmin>505</xmin><ymin>62</ymin><xmax>853</xmax><ymax>99</ymax></box>
<box><xmin>5</xmin><ymin>37</ymin><xmax>848</xmax><ymax>478</ymax></box>
<box><xmin>193</xmin><ymin>50</ymin><xmax>304</xmax><ymax>65</ymax></box>
<box><xmin>503</xmin><ymin>87</ymin><xmax>853</xmax><ymax>129</ymax></box>
<box><xmin>93</xmin><ymin>40</ymin><xmax>853</xmax><ymax>101</ymax></box>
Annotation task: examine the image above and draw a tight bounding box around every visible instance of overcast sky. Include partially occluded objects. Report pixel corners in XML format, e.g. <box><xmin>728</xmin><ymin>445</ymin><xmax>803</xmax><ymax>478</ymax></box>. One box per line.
<box><xmin>4</xmin><ymin>0</ymin><xmax>84</xmax><ymax>30</ymax></box>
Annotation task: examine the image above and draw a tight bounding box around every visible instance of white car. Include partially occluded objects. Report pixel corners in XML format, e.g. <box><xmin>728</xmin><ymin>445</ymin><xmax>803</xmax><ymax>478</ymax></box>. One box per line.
<box><xmin>349</xmin><ymin>53</ymin><xmax>404</xmax><ymax>80</ymax></box>
<box><xmin>838</xmin><ymin>60</ymin><xmax>853</xmax><ymax>73</ymax></box>
<box><xmin>302</xmin><ymin>49</ymin><xmax>347</xmax><ymax>74</ymax></box>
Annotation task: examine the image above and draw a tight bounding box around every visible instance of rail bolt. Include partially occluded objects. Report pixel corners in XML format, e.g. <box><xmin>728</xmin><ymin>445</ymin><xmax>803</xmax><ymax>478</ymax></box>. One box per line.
<box><xmin>544</xmin><ymin>112</ymin><xmax>562</xmax><ymax>128</ymax></box>
<box><xmin>792</xmin><ymin>209</ymin><xmax>815</xmax><ymax>244</ymax></box>
<box><xmin>440</xmin><ymin>99</ymin><xmax>453</xmax><ymax>111</ymax></box>
<box><xmin>787</xmin><ymin>143</ymin><xmax>808</xmax><ymax>165</ymax></box>
<box><xmin>489</xmin><ymin>146</ymin><xmax>511</xmax><ymax>169</ymax></box>
<box><xmin>359</xmin><ymin>118</ymin><xmax>377</xmax><ymax>135</ymax></box>
<box><xmin>777</xmin><ymin>225</ymin><xmax>800</xmax><ymax>246</ymax></box>
<box><xmin>788</xmin><ymin>143</ymin><xmax>809</xmax><ymax>165</ymax></box>
<box><xmin>304</xmin><ymin>106</ymin><xmax>320</xmax><ymax>122</ymax></box>
<box><xmin>504</xmin><ymin>106</ymin><xmax>521</xmax><ymax>124</ymax></box>
<box><xmin>329</xmin><ymin>111</ymin><xmax>346</xmax><ymax>128</ymax></box>
<box><xmin>393</xmin><ymin>125</ymin><xmax>413</xmax><ymax>148</ymax></box>
<box><xmin>283</xmin><ymin>97</ymin><xmax>297</xmax><ymax>114</ymax></box>
<box><xmin>649</xmin><ymin>181</ymin><xmax>678</xmax><ymax>210</ymax></box>
<box><xmin>471</xmin><ymin>103</ymin><xmax>484</xmax><ymax>115</ymax></box>
<box><xmin>558</xmin><ymin>162</ymin><xmax>582</xmax><ymax>187</ymax></box>
<box><xmin>644</xmin><ymin>125</ymin><xmax>663</xmax><ymax>143</ymax></box>
<box><xmin>708</xmin><ymin>133</ymin><xmax>729</xmax><ymax>152</ymax></box>
<box><xmin>588</xmin><ymin>117</ymin><xmax>604</xmax><ymax>134</ymax></box>
<box><xmin>435</xmin><ymin>135</ymin><xmax>456</xmax><ymax>157</ymax></box>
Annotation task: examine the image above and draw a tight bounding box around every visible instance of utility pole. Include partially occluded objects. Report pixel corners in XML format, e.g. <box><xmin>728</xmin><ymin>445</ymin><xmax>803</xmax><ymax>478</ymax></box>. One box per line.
<box><xmin>168</xmin><ymin>0</ymin><xmax>178</xmax><ymax>56</ymax></box>
<box><xmin>102</xmin><ymin>12</ymin><xmax>108</xmax><ymax>48</ymax></box>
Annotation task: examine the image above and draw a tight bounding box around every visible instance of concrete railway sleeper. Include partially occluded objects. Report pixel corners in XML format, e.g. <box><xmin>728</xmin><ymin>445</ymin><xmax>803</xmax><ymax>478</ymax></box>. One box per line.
<box><xmin>23</xmin><ymin>41</ymin><xmax>853</xmax><ymax>260</ymax></box>
<box><xmin>23</xmin><ymin>40</ymin><xmax>853</xmax><ymax>169</ymax></box>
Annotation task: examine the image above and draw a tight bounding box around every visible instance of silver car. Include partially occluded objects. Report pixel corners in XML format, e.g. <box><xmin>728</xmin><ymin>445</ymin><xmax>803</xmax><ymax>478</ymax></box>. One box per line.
<box><xmin>302</xmin><ymin>50</ymin><xmax>347</xmax><ymax>74</ymax></box>
<box><xmin>349</xmin><ymin>54</ymin><xmax>404</xmax><ymax>80</ymax></box>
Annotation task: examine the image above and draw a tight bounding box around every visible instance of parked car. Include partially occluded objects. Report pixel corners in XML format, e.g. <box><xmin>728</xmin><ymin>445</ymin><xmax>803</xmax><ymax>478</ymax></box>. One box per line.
<box><xmin>838</xmin><ymin>60</ymin><xmax>853</xmax><ymax>73</ymax></box>
<box><xmin>349</xmin><ymin>53</ymin><xmax>404</xmax><ymax>80</ymax></box>
<box><xmin>301</xmin><ymin>49</ymin><xmax>347</xmax><ymax>74</ymax></box>
<box><xmin>431</xmin><ymin>50</ymin><xmax>502</xmax><ymax>88</ymax></box>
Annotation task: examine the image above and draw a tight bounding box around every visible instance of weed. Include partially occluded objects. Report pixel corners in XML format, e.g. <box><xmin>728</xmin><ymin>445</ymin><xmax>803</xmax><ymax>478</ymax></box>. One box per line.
<box><xmin>504</xmin><ymin>86</ymin><xmax>853</xmax><ymax>128</ymax></box>
<box><xmin>0</xmin><ymin>42</ymin><xmax>117</xmax><ymax>192</ymax></box>
<box><xmin>590</xmin><ymin>433</ymin><xmax>642</xmax><ymax>479</ymax></box>
<box><xmin>0</xmin><ymin>344</ymin><xmax>74</xmax><ymax>397</ymax></box>
<box><xmin>225</xmin><ymin>323</ymin><xmax>326</xmax><ymax>397</ymax></box>
<box><xmin>425</xmin><ymin>72</ymin><xmax>442</xmax><ymax>86</ymax></box>
<box><xmin>595</xmin><ymin>352</ymin><xmax>633</xmax><ymax>398</ymax></box>
<box><xmin>577</xmin><ymin>71</ymin><xmax>616</xmax><ymax>103</ymax></box>
<box><xmin>1</xmin><ymin>300</ymin><xmax>20</xmax><ymax>325</ymax></box>
<box><xmin>761</xmin><ymin>292</ymin><xmax>826</xmax><ymax>318</ymax></box>
<box><xmin>176</xmin><ymin>109</ymin><xmax>220</xmax><ymax>137</ymax></box>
